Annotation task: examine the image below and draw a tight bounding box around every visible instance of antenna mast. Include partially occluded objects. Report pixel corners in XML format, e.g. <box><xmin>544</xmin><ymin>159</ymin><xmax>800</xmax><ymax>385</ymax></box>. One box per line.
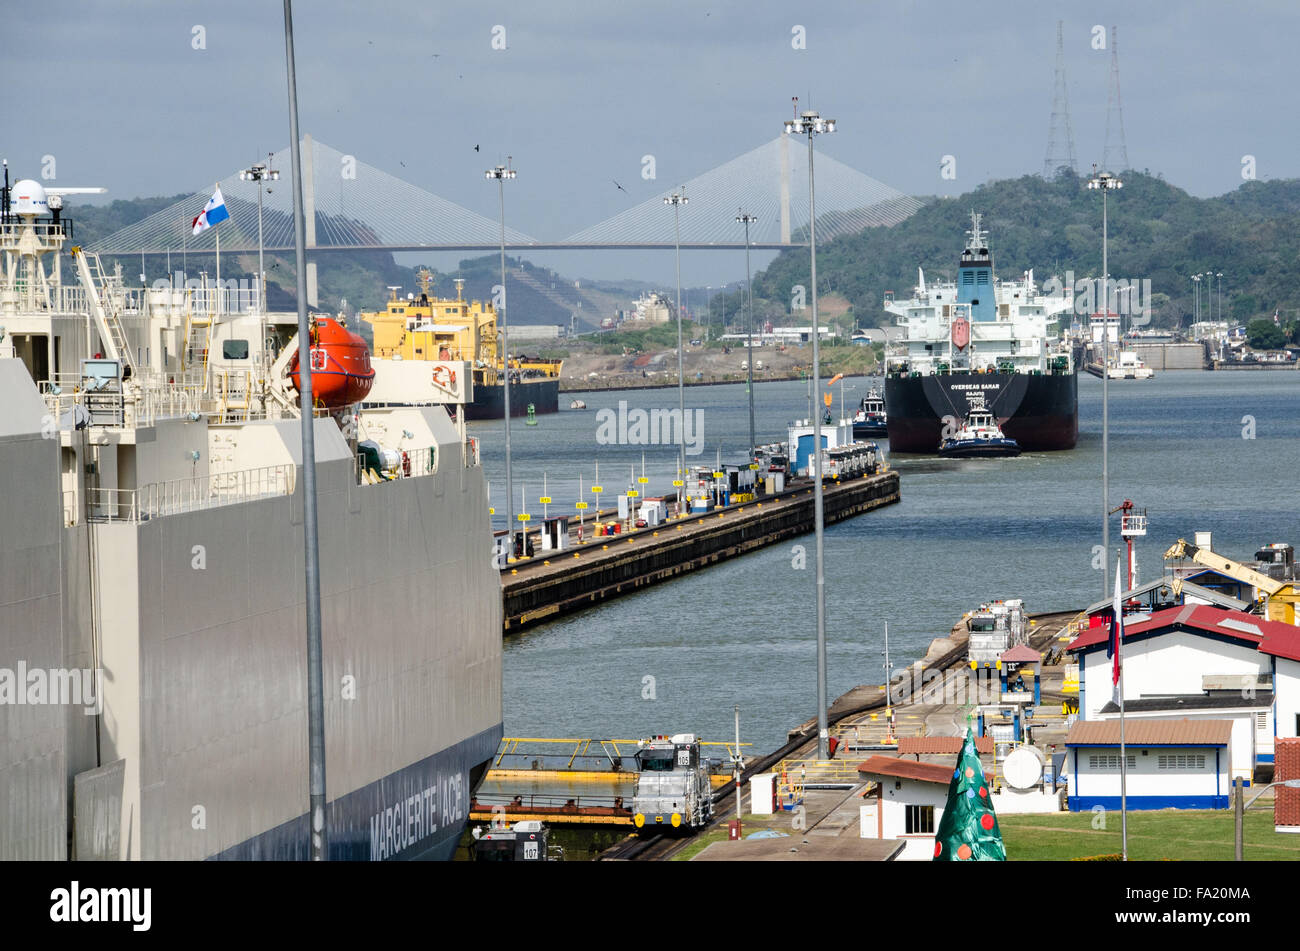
<box><xmin>1103</xmin><ymin>25</ymin><xmax>1130</xmax><ymax>172</ymax></box>
<box><xmin>1043</xmin><ymin>20</ymin><xmax>1078</xmax><ymax>178</ymax></box>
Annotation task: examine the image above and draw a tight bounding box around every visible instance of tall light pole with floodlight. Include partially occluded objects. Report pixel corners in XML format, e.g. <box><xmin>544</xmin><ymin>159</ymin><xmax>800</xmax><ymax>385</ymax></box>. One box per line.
<box><xmin>239</xmin><ymin>157</ymin><xmax>280</xmax><ymax>312</ymax></box>
<box><xmin>1088</xmin><ymin>168</ymin><xmax>1121</xmax><ymax>599</ymax></box>
<box><xmin>487</xmin><ymin>161</ymin><xmax>518</xmax><ymax>553</ymax></box>
<box><xmin>665</xmin><ymin>189</ymin><xmax>688</xmax><ymax>504</ymax></box>
<box><xmin>784</xmin><ymin>109</ymin><xmax>835</xmax><ymax>759</ymax></box>
<box><xmin>737</xmin><ymin>211</ymin><xmax>758</xmax><ymax>454</ymax></box>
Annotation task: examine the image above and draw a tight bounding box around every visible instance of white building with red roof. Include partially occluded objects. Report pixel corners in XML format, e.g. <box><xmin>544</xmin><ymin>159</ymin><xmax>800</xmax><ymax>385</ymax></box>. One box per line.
<box><xmin>1066</xmin><ymin>604</ymin><xmax>1300</xmax><ymax>774</ymax></box>
<box><xmin>856</xmin><ymin>756</ymin><xmax>953</xmax><ymax>860</ymax></box>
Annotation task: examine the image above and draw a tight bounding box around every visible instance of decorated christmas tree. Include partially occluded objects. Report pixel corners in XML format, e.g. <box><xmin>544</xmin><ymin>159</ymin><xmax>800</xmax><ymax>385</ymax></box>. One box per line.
<box><xmin>932</xmin><ymin>727</ymin><xmax>1006</xmax><ymax>861</ymax></box>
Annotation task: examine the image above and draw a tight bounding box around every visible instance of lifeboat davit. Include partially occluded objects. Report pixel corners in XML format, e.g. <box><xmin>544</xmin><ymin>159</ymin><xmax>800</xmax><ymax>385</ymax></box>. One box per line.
<box><xmin>289</xmin><ymin>317</ymin><xmax>375</xmax><ymax>408</ymax></box>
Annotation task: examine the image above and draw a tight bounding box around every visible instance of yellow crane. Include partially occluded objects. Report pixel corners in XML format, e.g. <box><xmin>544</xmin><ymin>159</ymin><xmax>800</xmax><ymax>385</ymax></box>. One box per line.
<box><xmin>1163</xmin><ymin>538</ymin><xmax>1299</xmax><ymax>625</ymax></box>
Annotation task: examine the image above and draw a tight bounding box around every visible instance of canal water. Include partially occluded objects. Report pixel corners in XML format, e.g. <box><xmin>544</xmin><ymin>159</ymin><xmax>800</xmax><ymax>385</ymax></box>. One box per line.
<box><xmin>469</xmin><ymin>370</ymin><xmax>1300</xmax><ymax>756</ymax></box>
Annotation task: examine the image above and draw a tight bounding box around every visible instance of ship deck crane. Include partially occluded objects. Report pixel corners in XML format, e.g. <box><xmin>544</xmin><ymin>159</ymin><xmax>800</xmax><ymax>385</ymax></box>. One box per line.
<box><xmin>1163</xmin><ymin>537</ymin><xmax>1298</xmax><ymax>625</ymax></box>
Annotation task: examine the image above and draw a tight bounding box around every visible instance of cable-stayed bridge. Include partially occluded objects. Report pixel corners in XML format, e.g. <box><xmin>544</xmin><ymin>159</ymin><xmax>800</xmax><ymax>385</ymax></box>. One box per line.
<box><xmin>90</xmin><ymin>135</ymin><xmax>920</xmax><ymax>257</ymax></box>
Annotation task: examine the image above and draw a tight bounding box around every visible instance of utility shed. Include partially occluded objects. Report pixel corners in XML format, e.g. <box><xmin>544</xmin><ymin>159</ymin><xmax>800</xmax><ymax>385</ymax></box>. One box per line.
<box><xmin>856</xmin><ymin>756</ymin><xmax>952</xmax><ymax>860</ymax></box>
<box><xmin>1095</xmin><ymin>693</ymin><xmax>1271</xmax><ymax>782</ymax></box>
<box><xmin>1064</xmin><ymin>719</ymin><xmax>1232</xmax><ymax>811</ymax></box>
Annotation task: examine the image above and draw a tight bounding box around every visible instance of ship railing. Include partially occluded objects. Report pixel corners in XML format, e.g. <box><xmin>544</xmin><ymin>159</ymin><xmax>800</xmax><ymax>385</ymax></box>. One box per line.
<box><xmin>79</xmin><ymin>463</ymin><xmax>296</xmax><ymax>524</ymax></box>
<box><xmin>356</xmin><ymin>446</ymin><xmax>438</xmax><ymax>485</ymax></box>
<box><xmin>41</xmin><ymin>380</ymin><xmax>219</xmax><ymax>431</ymax></box>
<box><xmin>130</xmin><ymin>382</ymin><xmax>218</xmax><ymax>426</ymax></box>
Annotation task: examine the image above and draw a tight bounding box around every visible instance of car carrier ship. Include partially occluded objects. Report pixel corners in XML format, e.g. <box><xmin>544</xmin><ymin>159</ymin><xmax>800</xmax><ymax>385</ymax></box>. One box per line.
<box><xmin>0</xmin><ymin>173</ymin><xmax>502</xmax><ymax>860</ymax></box>
<box><xmin>882</xmin><ymin>213</ymin><xmax>1077</xmax><ymax>453</ymax></box>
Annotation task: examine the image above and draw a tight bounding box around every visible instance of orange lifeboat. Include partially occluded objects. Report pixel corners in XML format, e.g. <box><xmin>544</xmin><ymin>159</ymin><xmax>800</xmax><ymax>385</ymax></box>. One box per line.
<box><xmin>289</xmin><ymin>317</ymin><xmax>376</xmax><ymax>408</ymax></box>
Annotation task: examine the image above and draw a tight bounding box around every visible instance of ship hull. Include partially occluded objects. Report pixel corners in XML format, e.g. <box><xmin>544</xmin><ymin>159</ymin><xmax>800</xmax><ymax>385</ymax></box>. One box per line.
<box><xmin>853</xmin><ymin>421</ymin><xmax>889</xmax><ymax>439</ymax></box>
<box><xmin>884</xmin><ymin>371</ymin><xmax>1077</xmax><ymax>453</ymax></box>
<box><xmin>464</xmin><ymin>378</ymin><xmax>560</xmax><ymax>420</ymax></box>
<box><xmin>939</xmin><ymin>439</ymin><xmax>1022</xmax><ymax>459</ymax></box>
<box><xmin>212</xmin><ymin>725</ymin><xmax>501</xmax><ymax>861</ymax></box>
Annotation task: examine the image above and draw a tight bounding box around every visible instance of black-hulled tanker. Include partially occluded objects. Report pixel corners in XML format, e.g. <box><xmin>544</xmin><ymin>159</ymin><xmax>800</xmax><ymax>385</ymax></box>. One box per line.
<box><xmin>882</xmin><ymin>213</ymin><xmax>1078</xmax><ymax>454</ymax></box>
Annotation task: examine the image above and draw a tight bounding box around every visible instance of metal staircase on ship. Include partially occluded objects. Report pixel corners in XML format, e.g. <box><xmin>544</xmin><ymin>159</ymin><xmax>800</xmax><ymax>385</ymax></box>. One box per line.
<box><xmin>71</xmin><ymin>247</ymin><xmax>137</xmax><ymax>376</ymax></box>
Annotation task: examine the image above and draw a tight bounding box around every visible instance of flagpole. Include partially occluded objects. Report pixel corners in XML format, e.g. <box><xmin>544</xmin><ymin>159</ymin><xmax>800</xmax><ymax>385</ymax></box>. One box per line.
<box><xmin>214</xmin><ymin>182</ymin><xmax>221</xmax><ymax>316</ymax></box>
<box><xmin>1116</xmin><ymin>552</ymin><xmax>1128</xmax><ymax>861</ymax></box>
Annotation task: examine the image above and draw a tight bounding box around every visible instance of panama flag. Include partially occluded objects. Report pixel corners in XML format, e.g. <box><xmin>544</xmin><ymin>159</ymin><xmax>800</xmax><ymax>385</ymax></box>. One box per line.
<box><xmin>191</xmin><ymin>187</ymin><xmax>230</xmax><ymax>235</ymax></box>
<box><xmin>1107</xmin><ymin>554</ymin><xmax>1123</xmax><ymax>698</ymax></box>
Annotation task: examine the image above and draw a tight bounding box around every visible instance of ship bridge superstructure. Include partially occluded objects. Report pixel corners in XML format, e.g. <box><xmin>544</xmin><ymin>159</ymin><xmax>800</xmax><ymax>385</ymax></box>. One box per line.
<box><xmin>883</xmin><ymin>213</ymin><xmax>1074</xmax><ymax>377</ymax></box>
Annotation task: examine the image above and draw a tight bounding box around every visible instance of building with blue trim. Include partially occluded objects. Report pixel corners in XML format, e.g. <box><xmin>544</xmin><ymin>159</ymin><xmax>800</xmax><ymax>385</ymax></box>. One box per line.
<box><xmin>1064</xmin><ymin>719</ymin><xmax>1232</xmax><ymax>811</ymax></box>
<box><xmin>1067</xmin><ymin>604</ymin><xmax>1300</xmax><ymax>777</ymax></box>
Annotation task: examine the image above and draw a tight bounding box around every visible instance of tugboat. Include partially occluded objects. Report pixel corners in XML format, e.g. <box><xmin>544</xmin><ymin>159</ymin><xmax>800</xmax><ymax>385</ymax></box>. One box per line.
<box><xmin>852</xmin><ymin>387</ymin><xmax>888</xmax><ymax>438</ymax></box>
<box><xmin>938</xmin><ymin>396</ymin><xmax>1021</xmax><ymax>458</ymax></box>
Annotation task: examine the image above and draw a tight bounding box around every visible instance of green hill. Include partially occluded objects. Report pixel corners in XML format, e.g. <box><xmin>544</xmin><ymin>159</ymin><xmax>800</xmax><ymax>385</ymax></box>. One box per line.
<box><xmin>66</xmin><ymin>170</ymin><xmax>1300</xmax><ymax>340</ymax></box>
<box><xmin>719</xmin><ymin>170</ymin><xmax>1300</xmax><ymax>332</ymax></box>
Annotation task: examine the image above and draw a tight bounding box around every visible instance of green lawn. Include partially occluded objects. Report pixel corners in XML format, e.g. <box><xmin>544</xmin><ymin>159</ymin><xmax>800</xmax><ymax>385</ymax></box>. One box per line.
<box><xmin>1000</xmin><ymin>809</ymin><xmax>1300</xmax><ymax>861</ymax></box>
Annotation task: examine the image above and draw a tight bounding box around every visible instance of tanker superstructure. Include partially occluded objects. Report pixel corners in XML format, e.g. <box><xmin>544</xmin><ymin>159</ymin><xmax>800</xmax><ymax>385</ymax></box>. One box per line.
<box><xmin>361</xmin><ymin>270</ymin><xmax>561</xmax><ymax>419</ymax></box>
<box><xmin>882</xmin><ymin>213</ymin><xmax>1078</xmax><ymax>453</ymax></box>
<box><xmin>0</xmin><ymin>175</ymin><xmax>501</xmax><ymax>860</ymax></box>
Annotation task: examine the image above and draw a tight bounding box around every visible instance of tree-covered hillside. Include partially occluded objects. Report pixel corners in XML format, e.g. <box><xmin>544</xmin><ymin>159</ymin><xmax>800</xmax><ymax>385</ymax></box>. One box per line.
<box><xmin>719</xmin><ymin>171</ymin><xmax>1300</xmax><ymax>332</ymax></box>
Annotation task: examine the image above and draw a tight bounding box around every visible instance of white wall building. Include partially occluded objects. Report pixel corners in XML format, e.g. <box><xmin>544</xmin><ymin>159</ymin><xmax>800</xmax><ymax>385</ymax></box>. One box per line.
<box><xmin>1064</xmin><ymin>719</ymin><xmax>1232</xmax><ymax>811</ymax></box>
<box><xmin>856</xmin><ymin>756</ymin><xmax>951</xmax><ymax>860</ymax></box>
<box><xmin>1094</xmin><ymin>696</ymin><xmax>1268</xmax><ymax>784</ymax></box>
<box><xmin>1068</xmin><ymin>604</ymin><xmax>1300</xmax><ymax>768</ymax></box>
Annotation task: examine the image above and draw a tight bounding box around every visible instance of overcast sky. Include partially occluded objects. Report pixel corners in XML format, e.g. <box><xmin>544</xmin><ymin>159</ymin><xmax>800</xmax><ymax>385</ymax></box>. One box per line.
<box><xmin>7</xmin><ymin>0</ymin><xmax>1298</xmax><ymax>287</ymax></box>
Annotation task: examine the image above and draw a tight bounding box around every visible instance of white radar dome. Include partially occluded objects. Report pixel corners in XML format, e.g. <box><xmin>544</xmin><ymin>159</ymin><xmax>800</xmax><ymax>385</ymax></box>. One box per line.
<box><xmin>12</xmin><ymin>179</ymin><xmax>49</xmax><ymax>216</ymax></box>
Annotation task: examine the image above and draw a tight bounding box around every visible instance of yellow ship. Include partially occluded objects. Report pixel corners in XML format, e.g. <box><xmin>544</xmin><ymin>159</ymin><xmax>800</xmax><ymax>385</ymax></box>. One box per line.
<box><xmin>361</xmin><ymin>269</ymin><xmax>562</xmax><ymax>419</ymax></box>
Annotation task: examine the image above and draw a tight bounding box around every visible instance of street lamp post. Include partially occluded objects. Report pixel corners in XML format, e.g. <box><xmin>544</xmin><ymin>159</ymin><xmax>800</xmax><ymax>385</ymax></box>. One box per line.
<box><xmin>737</xmin><ymin>211</ymin><xmax>758</xmax><ymax>455</ymax></box>
<box><xmin>486</xmin><ymin>162</ymin><xmax>518</xmax><ymax>553</ymax></box>
<box><xmin>1087</xmin><ymin>169</ymin><xmax>1122</xmax><ymax>600</ymax></box>
<box><xmin>1191</xmin><ymin>274</ymin><xmax>1200</xmax><ymax>327</ymax></box>
<box><xmin>784</xmin><ymin>109</ymin><xmax>836</xmax><ymax>760</ymax></box>
<box><xmin>1216</xmin><ymin>272</ymin><xmax>1223</xmax><ymax>323</ymax></box>
<box><xmin>239</xmin><ymin>158</ymin><xmax>280</xmax><ymax>313</ymax></box>
<box><xmin>665</xmin><ymin>189</ymin><xmax>688</xmax><ymax>509</ymax></box>
<box><xmin>282</xmin><ymin>0</ymin><xmax>327</xmax><ymax>861</ymax></box>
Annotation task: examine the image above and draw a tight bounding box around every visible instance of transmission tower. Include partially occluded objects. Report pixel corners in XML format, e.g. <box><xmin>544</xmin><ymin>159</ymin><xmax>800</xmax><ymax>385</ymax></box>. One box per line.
<box><xmin>1043</xmin><ymin>20</ymin><xmax>1078</xmax><ymax>178</ymax></box>
<box><xmin>1102</xmin><ymin>25</ymin><xmax>1129</xmax><ymax>172</ymax></box>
